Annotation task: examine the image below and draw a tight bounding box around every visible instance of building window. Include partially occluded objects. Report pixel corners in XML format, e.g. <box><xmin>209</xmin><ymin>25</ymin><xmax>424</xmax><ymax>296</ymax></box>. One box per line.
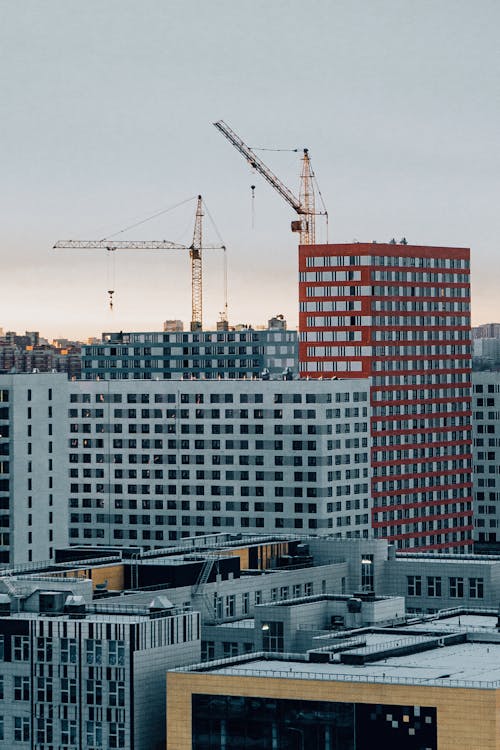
<box><xmin>108</xmin><ymin>681</ymin><xmax>125</xmax><ymax>707</ymax></box>
<box><xmin>361</xmin><ymin>554</ymin><xmax>374</xmax><ymax>591</ymax></box>
<box><xmin>36</xmin><ymin>637</ymin><xmax>53</xmax><ymax>662</ymax></box>
<box><xmin>12</xmin><ymin>636</ymin><xmax>29</xmax><ymax>661</ymax></box>
<box><xmin>242</xmin><ymin>592</ymin><xmax>250</xmax><ymax>615</ymax></box>
<box><xmin>85</xmin><ymin>639</ymin><xmax>103</xmax><ymax>665</ymax></box>
<box><xmin>14</xmin><ymin>716</ymin><xmax>30</xmax><ymax>742</ymax></box>
<box><xmin>225</xmin><ymin>595</ymin><xmax>236</xmax><ymax>618</ymax></box>
<box><xmin>201</xmin><ymin>641</ymin><xmax>215</xmax><ymax>662</ymax></box>
<box><xmin>86</xmin><ymin>679</ymin><xmax>103</xmax><ymax>706</ymax></box>
<box><xmin>109</xmin><ymin>721</ymin><xmax>126</xmax><ymax>748</ymax></box>
<box><xmin>14</xmin><ymin>676</ymin><xmax>30</xmax><ymax>701</ymax></box>
<box><xmin>469</xmin><ymin>577</ymin><xmax>484</xmax><ymax>599</ymax></box>
<box><xmin>262</xmin><ymin>620</ymin><xmax>284</xmax><ymax>652</ymax></box>
<box><xmin>108</xmin><ymin>640</ymin><xmax>125</xmax><ymax>666</ymax></box>
<box><xmin>449</xmin><ymin>577</ymin><xmax>464</xmax><ymax>598</ymax></box>
<box><xmin>61</xmin><ymin>637</ymin><xmax>77</xmax><ymax>664</ymax></box>
<box><xmin>61</xmin><ymin>719</ymin><xmax>77</xmax><ymax>745</ymax></box>
<box><xmin>427</xmin><ymin>576</ymin><xmax>442</xmax><ymax>597</ymax></box>
<box><xmin>407</xmin><ymin>575</ymin><xmax>422</xmax><ymax>597</ymax></box>
<box><xmin>86</xmin><ymin>720</ymin><xmax>103</xmax><ymax>747</ymax></box>
<box><xmin>61</xmin><ymin>677</ymin><xmax>77</xmax><ymax>704</ymax></box>
<box><xmin>223</xmin><ymin>641</ymin><xmax>239</xmax><ymax>658</ymax></box>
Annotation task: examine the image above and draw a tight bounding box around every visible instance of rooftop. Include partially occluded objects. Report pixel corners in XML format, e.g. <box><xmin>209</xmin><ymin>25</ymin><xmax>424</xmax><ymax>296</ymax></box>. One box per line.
<box><xmin>173</xmin><ymin>615</ymin><xmax>500</xmax><ymax>689</ymax></box>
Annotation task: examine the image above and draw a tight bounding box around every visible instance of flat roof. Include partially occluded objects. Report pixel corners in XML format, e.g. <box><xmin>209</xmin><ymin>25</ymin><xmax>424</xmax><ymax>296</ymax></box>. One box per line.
<box><xmin>406</xmin><ymin>614</ymin><xmax>499</xmax><ymax>632</ymax></box>
<box><xmin>177</xmin><ymin>630</ymin><xmax>500</xmax><ymax>688</ymax></box>
<box><xmin>216</xmin><ymin>618</ymin><xmax>255</xmax><ymax>629</ymax></box>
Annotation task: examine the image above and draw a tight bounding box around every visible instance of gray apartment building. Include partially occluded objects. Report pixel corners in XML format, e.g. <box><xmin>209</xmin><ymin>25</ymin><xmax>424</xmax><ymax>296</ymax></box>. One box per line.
<box><xmin>0</xmin><ymin>585</ymin><xmax>199</xmax><ymax>750</ymax></box>
<box><xmin>80</xmin><ymin>326</ymin><xmax>298</xmax><ymax>380</ymax></box>
<box><xmin>0</xmin><ymin>373</ymin><xmax>371</xmax><ymax>566</ymax></box>
<box><xmin>472</xmin><ymin>371</ymin><xmax>500</xmax><ymax>549</ymax></box>
<box><xmin>0</xmin><ymin>373</ymin><xmax>68</xmax><ymax>565</ymax></box>
<box><xmin>66</xmin><ymin>378</ymin><xmax>371</xmax><ymax>547</ymax></box>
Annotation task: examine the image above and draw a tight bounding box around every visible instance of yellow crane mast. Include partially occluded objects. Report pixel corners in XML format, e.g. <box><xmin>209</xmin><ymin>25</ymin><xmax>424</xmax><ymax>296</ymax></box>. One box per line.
<box><xmin>54</xmin><ymin>196</ymin><xmax>226</xmax><ymax>331</ymax></box>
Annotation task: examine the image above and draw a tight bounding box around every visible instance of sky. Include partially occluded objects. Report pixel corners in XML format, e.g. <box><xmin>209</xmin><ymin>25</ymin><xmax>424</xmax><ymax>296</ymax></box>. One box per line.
<box><xmin>1</xmin><ymin>0</ymin><xmax>499</xmax><ymax>339</ymax></box>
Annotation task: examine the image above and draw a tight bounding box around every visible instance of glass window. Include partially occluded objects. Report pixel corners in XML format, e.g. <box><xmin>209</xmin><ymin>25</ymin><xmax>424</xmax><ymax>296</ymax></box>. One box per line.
<box><xmin>14</xmin><ymin>716</ymin><xmax>30</xmax><ymax>742</ymax></box>
<box><xmin>14</xmin><ymin>676</ymin><xmax>30</xmax><ymax>701</ymax></box>
<box><xmin>449</xmin><ymin>577</ymin><xmax>464</xmax><ymax>597</ymax></box>
<box><xmin>427</xmin><ymin>576</ymin><xmax>442</xmax><ymax>597</ymax></box>
<box><xmin>407</xmin><ymin>575</ymin><xmax>422</xmax><ymax>596</ymax></box>
<box><xmin>469</xmin><ymin>577</ymin><xmax>484</xmax><ymax>599</ymax></box>
<box><xmin>262</xmin><ymin>620</ymin><xmax>284</xmax><ymax>652</ymax></box>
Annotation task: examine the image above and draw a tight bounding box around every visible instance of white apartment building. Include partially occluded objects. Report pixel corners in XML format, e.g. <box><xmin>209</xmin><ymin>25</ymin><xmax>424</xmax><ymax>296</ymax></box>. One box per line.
<box><xmin>66</xmin><ymin>378</ymin><xmax>371</xmax><ymax>547</ymax></box>
<box><xmin>0</xmin><ymin>374</ymin><xmax>68</xmax><ymax>566</ymax></box>
<box><xmin>0</xmin><ymin>588</ymin><xmax>199</xmax><ymax>749</ymax></box>
<box><xmin>472</xmin><ymin>371</ymin><xmax>500</xmax><ymax>548</ymax></box>
<box><xmin>0</xmin><ymin>374</ymin><xmax>371</xmax><ymax>564</ymax></box>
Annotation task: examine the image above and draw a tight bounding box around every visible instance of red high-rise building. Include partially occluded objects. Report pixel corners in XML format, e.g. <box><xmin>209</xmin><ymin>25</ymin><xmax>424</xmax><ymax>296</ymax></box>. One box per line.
<box><xmin>299</xmin><ymin>242</ymin><xmax>473</xmax><ymax>552</ymax></box>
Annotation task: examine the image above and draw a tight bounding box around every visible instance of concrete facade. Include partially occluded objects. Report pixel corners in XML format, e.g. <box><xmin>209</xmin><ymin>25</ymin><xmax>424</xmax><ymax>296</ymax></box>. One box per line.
<box><xmin>0</xmin><ymin>374</ymin><xmax>68</xmax><ymax>566</ymax></box>
<box><xmin>472</xmin><ymin>371</ymin><xmax>500</xmax><ymax>548</ymax></box>
<box><xmin>1</xmin><ymin>373</ymin><xmax>372</xmax><ymax>565</ymax></box>
<box><xmin>0</xmin><ymin>586</ymin><xmax>200</xmax><ymax>750</ymax></box>
<box><xmin>81</xmin><ymin>327</ymin><xmax>298</xmax><ymax>380</ymax></box>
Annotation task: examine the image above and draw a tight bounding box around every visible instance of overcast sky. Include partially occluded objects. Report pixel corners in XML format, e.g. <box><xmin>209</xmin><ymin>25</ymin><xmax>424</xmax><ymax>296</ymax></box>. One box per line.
<box><xmin>1</xmin><ymin>0</ymin><xmax>499</xmax><ymax>339</ymax></box>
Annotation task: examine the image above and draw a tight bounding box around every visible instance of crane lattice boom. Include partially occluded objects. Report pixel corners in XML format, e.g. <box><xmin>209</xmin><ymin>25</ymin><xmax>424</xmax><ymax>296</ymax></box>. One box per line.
<box><xmin>54</xmin><ymin>239</ymin><xmax>188</xmax><ymax>251</ymax></box>
<box><xmin>54</xmin><ymin>195</ymin><xmax>226</xmax><ymax>330</ymax></box>
<box><xmin>214</xmin><ymin>120</ymin><xmax>326</xmax><ymax>245</ymax></box>
<box><xmin>214</xmin><ymin>120</ymin><xmax>302</xmax><ymax>213</ymax></box>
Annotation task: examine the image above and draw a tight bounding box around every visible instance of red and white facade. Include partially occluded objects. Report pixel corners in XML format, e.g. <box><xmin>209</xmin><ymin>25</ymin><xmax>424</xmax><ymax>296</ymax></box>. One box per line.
<box><xmin>299</xmin><ymin>243</ymin><xmax>473</xmax><ymax>552</ymax></box>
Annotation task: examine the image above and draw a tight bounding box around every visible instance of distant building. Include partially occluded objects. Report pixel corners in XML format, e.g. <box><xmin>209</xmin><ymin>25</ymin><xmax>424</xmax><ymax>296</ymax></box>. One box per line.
<box><xmin>472</xmin><ymin>323</ymin><xmax>500</xmax><ymax>339</ymax></box>
<box><xmin>0</xmin><ymin>331</ymin><xmax>82</xmax><ymax>379</ymax></box>
<box><xmin>267</xmin><ymin>314</ymin><xmax>287</xmax><ymax>330</ymax></box>
<box><xmin>473</xmin><ymin>337</ymin><xmax>500</xmax><ymax>371</ymax></box>
<box><xmin>472</xmin><ymin>371</ymin><xmax>500</xmax><ymax>550</ymax></box>
<box><xmin>163</xmin><ymin>319</ymin><xmax>184</xmax><ymax>332</ymax></box>
<box><xmin>81</xmin><ymin>326</ymin><xmax>298</xmax><ymax>380</ymax></box>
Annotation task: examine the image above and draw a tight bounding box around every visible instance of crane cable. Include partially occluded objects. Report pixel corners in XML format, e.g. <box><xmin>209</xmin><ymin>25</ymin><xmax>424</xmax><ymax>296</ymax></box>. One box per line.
<box><xmin>106</xmin><ymin>248</ymin><xmax>116</xmax><ymax>311</ymax></box>
<box><xmin>201</xmin><ymin>197</ymin><xmax>228</xmax><ymax>320</ymax></box>
<box><xmin>251</xmin><ymin>147</ymin><xmax>299</xmax><ymax>153</ymax></box>
<box><xmin>100</xmin><ymin>195</ymin><xmax>198</xmax><ymax>241</ymax></box>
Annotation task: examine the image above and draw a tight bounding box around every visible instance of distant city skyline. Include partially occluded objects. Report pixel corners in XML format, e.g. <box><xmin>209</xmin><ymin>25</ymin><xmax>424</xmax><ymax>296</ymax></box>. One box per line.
<box><xmin>1</xmin><ymin>1</ymin><xmax>499</xmax><ymax>338</ymax></box>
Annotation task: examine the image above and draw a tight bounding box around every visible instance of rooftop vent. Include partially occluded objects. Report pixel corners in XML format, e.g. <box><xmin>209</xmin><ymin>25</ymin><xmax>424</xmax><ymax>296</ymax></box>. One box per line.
<box><xmin>64</xmin><ymin>595</ymin><xmax>86</xmax><ymax>617</ymax></box>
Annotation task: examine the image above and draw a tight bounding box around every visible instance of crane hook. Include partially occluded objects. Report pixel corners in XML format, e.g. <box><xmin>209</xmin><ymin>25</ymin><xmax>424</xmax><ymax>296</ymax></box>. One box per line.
<box><xmin>108</xmin><ymin>290</ymin><xmax>114</xmax><ymax>311</ymax></box>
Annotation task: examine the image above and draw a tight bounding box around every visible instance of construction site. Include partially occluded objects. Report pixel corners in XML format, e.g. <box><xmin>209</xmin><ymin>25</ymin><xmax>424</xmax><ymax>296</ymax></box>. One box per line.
<box><xmin>53</xmin><ymin>120</ymin><xmax>328</xmax><ymax>339</ymax></box>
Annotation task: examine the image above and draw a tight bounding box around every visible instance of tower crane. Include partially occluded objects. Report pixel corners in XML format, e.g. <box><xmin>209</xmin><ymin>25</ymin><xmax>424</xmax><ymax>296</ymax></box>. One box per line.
<box><xmin>54</xmin><ymin>195</ymin><xmax>226</xmax><ymax>331</ymax></box>
<box><xmin>213</xmin><ymin>120</ymin><xmax>327</xmax><ymax>245</ymax></box>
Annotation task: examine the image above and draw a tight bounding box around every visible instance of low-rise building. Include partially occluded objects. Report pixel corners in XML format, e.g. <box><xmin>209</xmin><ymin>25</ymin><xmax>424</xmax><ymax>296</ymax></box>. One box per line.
<box><xmin>0</xmin><ymin>580</ymin><xmax>199</xmax><ymax>750</ymax></box>
<box><xmin>167</xmin><ymin>611</ymin><xmax>500</xmax><ymax>749</ymax></box>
